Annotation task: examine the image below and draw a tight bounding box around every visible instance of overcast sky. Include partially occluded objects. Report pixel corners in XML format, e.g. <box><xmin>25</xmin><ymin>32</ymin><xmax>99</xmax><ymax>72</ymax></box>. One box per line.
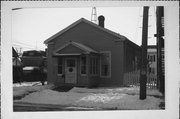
<box><xmin>12</xmin><ymin>7</ymin><xmax>157</xmax><ymax>52</ymax></box>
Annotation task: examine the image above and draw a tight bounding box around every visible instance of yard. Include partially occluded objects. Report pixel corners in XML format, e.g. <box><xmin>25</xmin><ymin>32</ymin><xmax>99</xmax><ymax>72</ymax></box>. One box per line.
<box><xmin>13</xmin><ymin>82</ymin><xmax>164</xmax><ymax>111</ymax></box>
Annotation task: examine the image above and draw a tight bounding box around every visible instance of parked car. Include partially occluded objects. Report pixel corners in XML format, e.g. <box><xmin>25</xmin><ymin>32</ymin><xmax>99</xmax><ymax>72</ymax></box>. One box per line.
<box><xmin>21</xmin><ymin>50</ymin><xmax>47</xmax><ymax>84</ymax></box>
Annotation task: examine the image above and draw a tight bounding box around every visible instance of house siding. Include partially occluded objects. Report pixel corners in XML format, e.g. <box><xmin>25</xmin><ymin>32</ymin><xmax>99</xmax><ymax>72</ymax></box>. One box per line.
<box><xmin>46</xmin><ymin>20</ymin><xmax>140</xmax><ymax>87</ymax></box>
<box><xmin>52</xmin><ymin>22</ymin><xmax>121</xmax><ymax>51</ymax></box>
<box><xmin>124</xmin><ymin>40</ymin><xmax>141</xmax><ymax>73</ymax></box>
<box><xmin>99</xmin><ymin>42</ymin><xmax>124</xmax><ymax>86</ymax></box>
<box><xmin>47</xmin><ymin>43</ymin><xmax>55</xmax><ymax>84</ymax></box>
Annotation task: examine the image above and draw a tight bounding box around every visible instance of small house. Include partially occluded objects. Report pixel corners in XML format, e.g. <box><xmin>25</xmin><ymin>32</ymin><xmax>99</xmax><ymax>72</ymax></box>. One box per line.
<box><xmin>44</xmin><ymin>16</ymin><xmax>141</xmax><ymax>87</ymax></box>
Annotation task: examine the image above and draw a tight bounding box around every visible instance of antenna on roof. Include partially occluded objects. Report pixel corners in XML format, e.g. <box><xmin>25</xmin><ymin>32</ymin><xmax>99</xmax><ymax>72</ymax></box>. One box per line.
<box><xmin>91</xmin><ymin>7</ymin><xmax>97</xmax><ymax>24</ymax></box>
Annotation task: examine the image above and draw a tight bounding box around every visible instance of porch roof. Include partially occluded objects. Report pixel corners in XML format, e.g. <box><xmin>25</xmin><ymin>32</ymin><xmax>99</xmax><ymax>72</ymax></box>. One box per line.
<box><xmin>53</xmin><ymin>41</ymin><xmax>98</xmax><ymax>56</ymax></box>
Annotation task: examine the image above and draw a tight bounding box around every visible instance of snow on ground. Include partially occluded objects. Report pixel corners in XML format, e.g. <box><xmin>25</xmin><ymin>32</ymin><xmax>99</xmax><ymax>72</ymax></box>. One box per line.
<box><xmin>13</xmin><ymin>83</ymin><xmax>54</xmax><ymax>98</ymax></box>
<box><xmin>75</xmin><ymin>93</ymin><xmax>161</xmax><ymax>110</ymax></box>
<box><xmin>13</xmin><ymin>81</ymin><xmax>45</xmax><ymax>87</ymax></box>
<box><xmin>70</xmin><ymin>87</ymin><xmax>163</xmax><ymax>97</ymax></box>
<box><xmin>15</xmin><ymin>89</ymin><xmax>88</xmax><ymax>105</ymax></box>
<box><xmin>15</xmin><ymin>87</ymin><xmax>163</xmax><ymax>110</ymax></box>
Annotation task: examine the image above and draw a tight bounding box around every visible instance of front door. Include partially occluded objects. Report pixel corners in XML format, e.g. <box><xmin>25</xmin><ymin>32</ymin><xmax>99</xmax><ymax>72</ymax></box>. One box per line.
<box><xmin>65</xmin><ymin>58</ymin><xmax>77</xmax><ymax>84</ymax></box>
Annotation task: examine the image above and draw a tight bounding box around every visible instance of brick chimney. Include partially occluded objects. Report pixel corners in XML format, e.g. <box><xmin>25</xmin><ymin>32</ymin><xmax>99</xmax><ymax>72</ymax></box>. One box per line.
<box><xmin>98</xmin><ymin>15</ymin><xmax>105</xmax><ymax>28</ymax></box>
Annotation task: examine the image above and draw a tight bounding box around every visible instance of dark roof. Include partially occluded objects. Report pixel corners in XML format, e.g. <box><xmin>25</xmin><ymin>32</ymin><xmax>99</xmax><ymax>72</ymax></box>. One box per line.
<box><xmin>44</xmin><ymin>18</ymin><xmax>127</xmax><ymax>44</ymax></box>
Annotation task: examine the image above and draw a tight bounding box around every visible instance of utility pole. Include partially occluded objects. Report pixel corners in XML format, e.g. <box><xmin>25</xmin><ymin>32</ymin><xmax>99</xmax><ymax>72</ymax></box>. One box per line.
<box><xmin>155</xmin><ymin>6</ymin><xmax>164</xmax><ymax>94</ymax></box>
<box><xmin>140</xmin><ymin>6</ymin><xmax>149</xmax><ymax>100</ymax></box>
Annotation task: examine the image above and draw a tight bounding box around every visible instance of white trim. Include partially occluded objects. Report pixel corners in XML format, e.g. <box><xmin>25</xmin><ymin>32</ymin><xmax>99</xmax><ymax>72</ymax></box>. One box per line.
<box><xmin>53</xmin><ymin>41</ymin><xmax>98</xmax><ymax>56</ymax></box>
<box><xmin>71</xmin><ymin>41</ymin><xmax>98</xmax><ymax>53</ymax></box>
<box><xmin>44</xmin><ymin>19</ymin><xmax>83</xmax><ymax>44</ymax></box>
<box><xmin>54</xmin><ymin>53</ymin><xmax>81</xmax><ymax>56</ymax></box>
<box><xmin>53</xmin><ymin>42</ymin><xmax>72</xmax><ymax>55</ymax></box>
<box><xmin>100</xmin><ymin>51</ymin><xmax>111</xmax><ymax>78</ymax></box>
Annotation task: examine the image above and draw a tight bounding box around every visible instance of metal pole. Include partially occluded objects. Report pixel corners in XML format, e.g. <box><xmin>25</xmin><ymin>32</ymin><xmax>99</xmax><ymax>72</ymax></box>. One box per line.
<box><xmin>140</xmin><ymin>6</ymin><xmax>149</xmax><ymax>100</ymax></box>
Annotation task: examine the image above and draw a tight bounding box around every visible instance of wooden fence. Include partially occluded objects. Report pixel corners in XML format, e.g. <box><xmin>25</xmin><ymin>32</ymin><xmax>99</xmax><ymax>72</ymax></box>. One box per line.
<box><xmin>123</xmin><ymin>70</ymin><xmax>158</xmax><ymax>89</ymax></box>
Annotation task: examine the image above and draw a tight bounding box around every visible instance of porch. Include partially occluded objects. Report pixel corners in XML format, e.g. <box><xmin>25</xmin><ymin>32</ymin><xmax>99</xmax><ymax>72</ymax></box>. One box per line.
<box><xmin>52</xmin><ymin>41</ymin><xmax>100</xmax><ymax>87</ymax></box>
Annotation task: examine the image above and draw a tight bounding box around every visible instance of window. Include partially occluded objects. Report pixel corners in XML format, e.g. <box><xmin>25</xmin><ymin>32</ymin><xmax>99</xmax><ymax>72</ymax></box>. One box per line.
<box><xmin>149</xmin><ymin>67</ymin><xmax>155</xmax><ymax>74</ymax></box>
<box><xmin>100</xmin><ymin>51</ymin><xmax>111</xmax><ymax>77</ymax></box>
<box><xmin>81</xmin><ymin>56</ymin><xmax>86</xmax><ymax>75</ymax></box>
<box><xmin>148</xmin><ymin>55</ymin><xmax>156</xmax><ymax>62</ymax></box>
<box><xmin>58</xmin><ymin>58</ymin><xmax>63</xmax><ymax>74</ymax></box>
<box><xmin>66</xmin><ymin>59</ymin><xmax>75</xmax><ymax>67</ymax></box>
<box><xmin>90</xmin><ymin>56</ymin><xmax>98</xmax><ymax>75</ymax></box>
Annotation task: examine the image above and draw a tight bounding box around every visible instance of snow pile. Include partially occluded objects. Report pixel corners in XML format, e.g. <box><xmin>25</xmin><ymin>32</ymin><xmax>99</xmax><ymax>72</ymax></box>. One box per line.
<box><xmin>75</xmin><ymin>93</ymin><xmax>161</xmax><ymax>110</ymax></box>
<box><xmin>16</xmin><ymin>87</ymin><xmax>162</xmax><ymax>110</ymax></box>
<box><xmin>77</xmin><ymin>93</ymin><xmax>125</xmax><ymax>103</ymax></box>
<box><xmin>13</xmin><ymin>81</ymin><xmax>44</xmax><ymax>87</ymax></box>
<box><xmin>70</xmin><ymin>87</ymin><xmax>162</xmax><ymax>97</ymax></box>
<box><xmin>16</xmin><ymin>89</ymin><xmax>88</xmax><ymax>105</ymax></box>
<box><xmin>13</xmin><ymin>84</ymin><xmax>55</xmax><ymax>98</ymax></box>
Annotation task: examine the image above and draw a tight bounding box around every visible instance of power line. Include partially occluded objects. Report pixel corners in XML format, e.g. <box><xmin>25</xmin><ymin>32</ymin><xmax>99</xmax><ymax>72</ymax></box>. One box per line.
<box><xmin>13</xmin><ymin>44</ymin><xmax>34</xmax><ymax>49</ymax></box>
<box><xmin>134</xmin><ymin>7</ymin><xmax>142</xmax><ymax>45</ymax></box>
<box><xmin>13</xmin><ymin>41</ymin><xmax>35</xmax><ymax>48</ymax></box>
<box><xmin>13</xmin><ymin>41</ymin><xmax>46</xmax><ymax>50</ymax></box>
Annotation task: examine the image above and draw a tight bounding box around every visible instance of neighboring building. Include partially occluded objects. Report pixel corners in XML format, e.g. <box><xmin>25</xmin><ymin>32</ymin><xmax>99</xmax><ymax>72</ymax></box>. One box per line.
<box><xmin>21</xmin><ymin>50</ymin><xmax>46</xmax><ymax>67</ymax></box>
<box><xmin>147</xmin><ymin>45</ymin><xmax>157</xmax><ymax>76</ymax></box>
<box><xmin>20</xmin><ymin>50</ymin><xmax>47</xmax><ymax>82</ymax></box>
<box><xmin>44</xmin><ymin>16</ymin><xmax>141</xmax><ymax>87</ymax></box>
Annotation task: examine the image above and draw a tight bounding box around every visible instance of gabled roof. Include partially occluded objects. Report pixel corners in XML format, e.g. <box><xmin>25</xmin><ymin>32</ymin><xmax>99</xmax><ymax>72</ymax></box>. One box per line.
<box><xmin>53</xmin><ymin>41</ymin><xmax>98</xmax><ymax>56</ymax></box>
<box><xmin>44</xmin><ymin>18</ymin><xmax>126</xmax><ymax>44</ymax></box>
